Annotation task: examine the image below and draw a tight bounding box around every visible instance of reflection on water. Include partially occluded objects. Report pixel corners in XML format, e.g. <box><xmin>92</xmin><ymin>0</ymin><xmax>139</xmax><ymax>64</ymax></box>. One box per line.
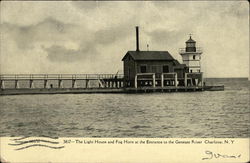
<box><xmin>0</xmin><ymin>78</ymin><xmax>249</xmax><ymax>137</ymax></box>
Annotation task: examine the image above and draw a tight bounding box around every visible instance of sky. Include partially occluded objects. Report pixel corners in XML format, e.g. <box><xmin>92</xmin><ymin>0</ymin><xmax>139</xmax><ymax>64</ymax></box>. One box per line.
<box><xmin>0</xmin><ymin>1</ymin><xmax>249</xmax><ymax>78</ymax></box>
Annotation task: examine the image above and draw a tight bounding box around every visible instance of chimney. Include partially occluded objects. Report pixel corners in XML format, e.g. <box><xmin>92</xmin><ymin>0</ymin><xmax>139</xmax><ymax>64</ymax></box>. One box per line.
<box><xmin>136</xmin><ymin>26</ymin><xmax>139</xmax><ymax>51</ymax></box>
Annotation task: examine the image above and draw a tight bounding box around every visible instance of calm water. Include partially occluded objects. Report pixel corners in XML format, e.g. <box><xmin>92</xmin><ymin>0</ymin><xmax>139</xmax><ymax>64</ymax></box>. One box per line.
<box><xmin>0</xmin><ymin>78</ymin><xmax>249</xmax><ymax>137</ymax></box>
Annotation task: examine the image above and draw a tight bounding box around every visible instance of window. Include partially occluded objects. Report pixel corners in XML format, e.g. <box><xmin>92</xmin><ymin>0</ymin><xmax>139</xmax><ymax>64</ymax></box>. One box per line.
<box><xmin>140</xmin><ymin>65</ymin><xmax>147</xmax><ymax>73</ymax></box>
<box><xmin>187</xmin><ymin>43</ymin><xmax>195</xmax><ymax>47</ymax></box>
<box><xmin>163</xmin><ymin>65</ymin><xmax>169</xmax><ymax>73</ymax></box>
<box><xmin>193</xmin><ymin>55</ymin><xmax>196</xmax><ymax>60</ymax></box>
<box><xmin>190</xmin><ymin>70</ymin><xmax>193</xmax><ymax>73</ymax></box>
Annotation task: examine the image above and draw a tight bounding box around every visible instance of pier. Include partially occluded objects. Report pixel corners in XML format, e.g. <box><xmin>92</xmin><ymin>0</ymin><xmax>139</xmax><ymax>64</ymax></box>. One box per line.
<box><xmin>0</xmin><ymin>74</ymin><xmax>124</xmax><ymax>89</ymax></box>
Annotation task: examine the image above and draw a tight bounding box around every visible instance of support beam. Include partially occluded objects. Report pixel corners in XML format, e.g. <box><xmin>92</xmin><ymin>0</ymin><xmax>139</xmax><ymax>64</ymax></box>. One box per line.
<box><xmin>58</xmin><ymin>80</ymin><xmax>63</xmax><ymax>88</ymax></box>
<box><xmin>85</xmin><ymin>79</ymin><xmax>88</xmax><ymax>88</ymax></box>
<box><xmin>135</xmin><ymin>75</ymin><xmax>137</xmax><ymax>88</ymax></box>
<box><xmin>98</xmin><ymin>77</ymin><xmax>100</xmax><ymax>88</ymax></box>
<box><xmin>118</xmin><ymin>81</ymin><xmax>120</xmax><ymax>88</ymax></box>
<box><xmin>153</xmin><ymin>74</ymin><xmax>156</xmax><ymax>88</ymax></box>
<box><xmin>161</xmin><ymin>74</ymin><xmax>164</xmax><ymax>88</ymax></box>
<box><xmin>72</xmin><ymin>79</ymin><xmax>77</xmax><ymax>88</ymax></box>
<box><xmin>184</xmin><ymin>73</ymin><xmax>187</xmax><ymax>87</ymax></box>
<box><xmin>175</xmin><ymin>73</ymin><xmax>178</xmax><ymax>88</ymax></box>
<box><xmin>29</xmin><ymin>80</ymin><xmax>34</xmax><ymax>88</ymax></box>
<box><xmin>15</xmin><ymin>80</ymin><xmax>19</xmax><ymax>89</ymax></box>
<box><xmin>44</xmin><ymin>80</ymin><xmax>48</xmax><ymax>88</ymax></box>
<box><xmin>201</xmin><ymin>72</ymin><xmax>203</xmax><ymax>87</ymax></box>
<box><xmin>0</xmin><ymin>80</ymin><xmax>5</xmax><ymax>89</ymax></box>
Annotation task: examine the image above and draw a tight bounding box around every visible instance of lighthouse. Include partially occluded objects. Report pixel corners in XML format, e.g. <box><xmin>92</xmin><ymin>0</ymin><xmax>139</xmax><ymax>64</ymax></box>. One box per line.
<box><xmin>179</xmin><ymin>35</ymin><xmax>202</xmax><ymax>73</ymax></box>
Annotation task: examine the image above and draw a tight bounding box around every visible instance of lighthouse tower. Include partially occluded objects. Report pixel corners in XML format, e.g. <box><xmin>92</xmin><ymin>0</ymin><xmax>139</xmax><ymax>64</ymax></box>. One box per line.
<box><xmin>179</xmin><ymin>35</ymin><xmax>202</xmax><ymax>73</ymax></box>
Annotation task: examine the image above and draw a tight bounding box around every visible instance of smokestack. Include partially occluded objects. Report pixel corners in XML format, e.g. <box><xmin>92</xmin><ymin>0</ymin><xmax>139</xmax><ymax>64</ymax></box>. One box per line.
<box><xmin>136</xmin><ymin>26</ymin><xmax>139</xmax><ymax>51</ymax></box>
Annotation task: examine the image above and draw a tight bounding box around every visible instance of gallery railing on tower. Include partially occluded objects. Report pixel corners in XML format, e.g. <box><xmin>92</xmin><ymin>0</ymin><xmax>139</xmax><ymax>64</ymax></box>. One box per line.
<box><xmin>179</xmin><ymin>47</ymin><xmax>202</xmax><ymax>53</ymax></box>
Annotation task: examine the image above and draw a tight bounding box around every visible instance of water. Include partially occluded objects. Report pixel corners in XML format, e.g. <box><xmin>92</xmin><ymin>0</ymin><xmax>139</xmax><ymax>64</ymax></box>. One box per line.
<box><xmin>0</xmin><ymin>78</ymin><xmax>249</xmax><ymax>137</ymax></box>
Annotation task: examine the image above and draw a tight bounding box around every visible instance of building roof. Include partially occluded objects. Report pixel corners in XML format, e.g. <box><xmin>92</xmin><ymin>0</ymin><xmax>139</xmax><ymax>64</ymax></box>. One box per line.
<box><xmin>174</xmin><ymin>64</ymin><xmax>187</xmax><ymax>69</ymax></box>
<box><xmin>173</xmin><ymin>59</ymin><xmax>180</xmax><ymax>65</ymax></box>
<box><xmin>186</xmin><ymin>36</ymin><xmax>196</xmax><ymax>43</ymax></box>
<box><xmin>122</xmin><ymin>51</ymin><xmax>175</xmax><ymax>61</ymax></box>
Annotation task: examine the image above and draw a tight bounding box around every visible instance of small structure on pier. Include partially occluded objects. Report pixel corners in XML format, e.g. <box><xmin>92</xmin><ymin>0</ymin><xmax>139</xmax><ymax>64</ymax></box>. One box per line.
<box><xmin>122</xmin><ymin>50</ymin><xmax>186</xmax><ymax>87</ymax></box>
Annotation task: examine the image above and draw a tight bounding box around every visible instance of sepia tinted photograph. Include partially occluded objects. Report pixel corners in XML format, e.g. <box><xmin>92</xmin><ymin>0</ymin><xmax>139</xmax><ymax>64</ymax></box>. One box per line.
<box><xmin>0</xmin><ymin>1</ymin><xmax>249</xmax><ymax>139</ymax></box>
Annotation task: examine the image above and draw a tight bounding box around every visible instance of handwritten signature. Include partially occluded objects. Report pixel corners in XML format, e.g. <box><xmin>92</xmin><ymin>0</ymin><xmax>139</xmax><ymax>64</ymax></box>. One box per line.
<box><xmin>202</xmin><ymin>150</ymin><xmax>241</xmax><ymax>160</ymax></box>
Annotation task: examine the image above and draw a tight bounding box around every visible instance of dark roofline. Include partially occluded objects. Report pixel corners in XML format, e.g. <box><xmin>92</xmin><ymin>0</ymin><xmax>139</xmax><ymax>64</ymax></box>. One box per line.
<box><xmin>122</xmin><ymin>50</ymin><xmax>175</xmax><ymax>61</ymax></box>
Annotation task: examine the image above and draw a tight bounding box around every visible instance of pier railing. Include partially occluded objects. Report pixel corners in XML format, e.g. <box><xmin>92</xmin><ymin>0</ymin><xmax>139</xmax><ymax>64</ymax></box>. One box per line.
<box><xmin>0</xmin><ymin>74</ymin><xmax>125</xmax><ymax>89</ymax></box>
<box><xmin>179</xmin><ymin>47</ymin><xmax>202</xmax><ymax>54</ymax></box>
<box><xmin>0</xmin><ymin>74</ymin><xmax>124</xmax><ymax>80</ymax></box>
<box><xmin>134</xmin><ymin>72</ymin><xmax>203</xmax><ymax>88</ymax></box>
<box><xmin>135</xmin><ymin>73</ymin><xmax>178</xmax><ymax>88</ymax></box>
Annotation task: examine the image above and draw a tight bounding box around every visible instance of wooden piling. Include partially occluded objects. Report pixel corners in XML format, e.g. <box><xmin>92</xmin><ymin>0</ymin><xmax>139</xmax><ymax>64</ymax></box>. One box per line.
<box><xmin>58</xmin><ymin>80</ymin><xmax>63</xmax><ymax>88</ymax></box>
<box><xmin>201</xmin><ymin>72</ymin><xmax>203</xmax><ymax>87</ymax></box>
<box><xmin>190</xmin><ymin>78</ymin><xmax>193</xmax><ymax>86</ymax></box>
<box><xmin>29</xmin><ymin>80</ymin><xmax>34</xmax><ymax>88</ymax></box>
<box><xmin>161</xmin><ymin>74</ymin><xmax>164</xmax><ymax>88</ymax></box>
<box><xmin>15</xmin><ymin>80</ymin><xmax>19</xmax><ymax>89</ymax></box>
<box><xmin>175</xmin><ymin>73</ymin><xmax>177</xmax><ymax>88</ymax></box>
<box><xmin>44</xmin><ymin>80</ymin><xmax>48</xmax><ymax>88</ymax></box>
<box><xmin>0</xmin><ymin>80</ymin><xmax>5</xmax><ymax>89</ymax></box>
<box><xmin>72</xmin><ymin>79</ymin><xmax>76</xmax><ymax>88</ymax></box>
<box><xmin>153</xmin><ymin>74</ymin><xmax>156</xmax><ymax>88</ymax></box>
<box><xmin>184</xmin><ymin>73</ymin><xmax>187</xmax><ymax>87</ymax></box>
<box><xmin>135</xmin><ymin>75</ymin><xmax>137</xmax><ymax>88</ymax></box>
<box><xmin>85</xmin><ymin>80</ymin><xmax>89</xmax><ymax>88</ymax></box>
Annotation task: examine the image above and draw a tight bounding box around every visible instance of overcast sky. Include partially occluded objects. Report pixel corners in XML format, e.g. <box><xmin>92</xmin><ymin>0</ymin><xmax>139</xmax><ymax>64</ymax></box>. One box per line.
<box><xmin>0</xmin><ymin>1</ymin><xmax>249</xmax><ymax>77</ymax></box>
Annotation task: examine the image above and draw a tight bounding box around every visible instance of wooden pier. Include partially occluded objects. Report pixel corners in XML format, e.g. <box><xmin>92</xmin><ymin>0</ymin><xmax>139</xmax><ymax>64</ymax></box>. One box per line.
<box><xmin>0</xmin><ymin>74</ymin><xmax>124</xmax><ymax>89</ymax></box>
<box><xmin>0</xmin><ymin>73</ymin><xmax>224</xmax><ymax>95</ymax></box>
